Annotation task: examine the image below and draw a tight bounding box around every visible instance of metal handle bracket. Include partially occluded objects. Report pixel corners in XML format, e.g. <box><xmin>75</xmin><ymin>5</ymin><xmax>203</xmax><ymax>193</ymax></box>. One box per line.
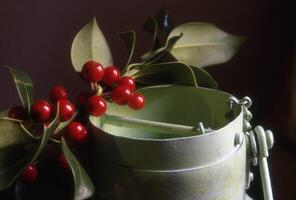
<box><xmin>248</xmin><ymin>126</ymin><xmax>274</xmax><ymax>200</ymax></box>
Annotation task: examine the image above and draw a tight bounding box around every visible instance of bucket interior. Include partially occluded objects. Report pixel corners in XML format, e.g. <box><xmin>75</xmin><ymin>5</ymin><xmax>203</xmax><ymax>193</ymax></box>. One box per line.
<box><xmin>90</xmin><ymin>85</ymin><xmax>241</xmax><ymax>139</ymax></box>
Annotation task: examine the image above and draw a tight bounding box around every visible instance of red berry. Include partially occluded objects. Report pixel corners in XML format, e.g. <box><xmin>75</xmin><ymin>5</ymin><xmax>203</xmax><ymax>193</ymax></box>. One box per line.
<box><xmin>31</xmin><ymin>100</ymin><xmax>52</xmax><ymax>123</ymax></box>
<box><xmin>57</xmin><ymin>100</ymin><xmax>75</xmax><ymax>122</ymax></box>
<box><xmin>76</xmin><ymin>92</ymin><xmax>91</xmax><ymax>106</ymax></box>
<box><xmin>117</xmin><ymin>77</ymin><xmax>135</xmax><ymax>91</ymax></box>
<box><xmin>102</xmin><ymin>66</ymin><xmax>121</xmax><ymax>86</ymax></box>
<box><xmin>86</xmin><ymin>96</ymin><xmax>107</xmax><ymax>116</ymax></box>
<box><xmin>81</xmin><ymin>60</ymin><xmax>104</xmax><ymax>83</ymax></box>
<box><xmin>66</xmin><ymin>122</ymin><xmax>88</xmax><ymax>144</ymax></box>
<box><xmin>111</xmin><ymin>86</ymin><xmax>133</xmax><ymax>105</ymax></box>
<box><xmin>8</xmin><ymin>106</ymin><xmax>27</xmax><ymax>120</ymax></box>
<box><xmin>57</xmin><ymin>153</ymin><xmax>69</xmax><ymax>169</ymax></box>
<box><xmin>49</xmin><ymin>85</ymin><xmax>68</xmax><ymax>103</ymax></box>
<box><xmin>20</xmin><ymin>165</ymin><xmax>38</xmax><ymax>182</ymax></box>
<box><xmin>128</xmin><ymin>93</ymin><xmax>145</xmax><ymax>110</ymax></box>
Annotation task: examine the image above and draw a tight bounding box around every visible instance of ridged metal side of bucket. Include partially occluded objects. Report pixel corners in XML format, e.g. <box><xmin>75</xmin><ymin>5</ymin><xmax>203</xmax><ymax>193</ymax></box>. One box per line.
<box><xmin>94</xmin><ymin>139</ymin><xmax>247</xmax><ymax>200</ymax></box>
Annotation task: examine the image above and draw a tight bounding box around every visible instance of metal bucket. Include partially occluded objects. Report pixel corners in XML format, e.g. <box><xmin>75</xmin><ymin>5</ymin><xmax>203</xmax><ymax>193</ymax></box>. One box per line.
<box><xmin>90</xmin><ymin>85</ymin><xmax>271</xmax><ymax>200</ymax></box>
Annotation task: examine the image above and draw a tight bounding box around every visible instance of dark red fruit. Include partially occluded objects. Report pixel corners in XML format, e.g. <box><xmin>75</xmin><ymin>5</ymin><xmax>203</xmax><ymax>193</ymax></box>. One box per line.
<box><xmin>81</xmin><ymin>60</ymin><xmax>104</xmax><ymax>83</ymax></box>
<box><xmin>57</xmin><ymin>153</ymin><xmax>69</xmax><ymax>169</ymax></box>
<box><xmin>31</xmin><ymin>100</ymin><xmax>52</xmax><ymax>123</ymax></box>
<box><xmin>20</xmin><ymin>165</ymin><xmax>38</xmax><ymax>182</ymax></box>
<box><xmin>102</xmin><ymin>66</ymin><xmax>121</xmax><ymax>86</ymax></box>
<box><xmin>66</xmin><ymin>122</ymin><xmax>88</xmax><ymax>144</ymax></box>
<box><xmin>117</xmin><ymin>77</ymin><xmax>135</xmax><ymax>91</ymax></box>
<box><xmin>128</xmin><ymin>93</ymin><xmax>145</xmax><ymax>110</ymax></box>
<box><xmin>76</xmin><ymin>92</ymin><xmax>91</xmax><ymax>106</ymax></box>
<box><xmin>49</xmin><ymin>85</ymin><xmax>68</xmax><ymax>103</ymax></box>
<box><xmin>86</xmin><ymin>96</ymin><xmax>107</xmax><ymax>116</ymax></box>
<box><xmin>111</xmin><ymin>85</ymin><xmax>133</xmax><ymax>105</ymax></box>
<box><xmin>57</xmin><ymin>100</ymin><xmax>75</xmax><ymax>122</ymax></box>
<box><xmin>8</xmin><ymin>106</ymin><xmax>27</xmax><ymax>120</ymax></box>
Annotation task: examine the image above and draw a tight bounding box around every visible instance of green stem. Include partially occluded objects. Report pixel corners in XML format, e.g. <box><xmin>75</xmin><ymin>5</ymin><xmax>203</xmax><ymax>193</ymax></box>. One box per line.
<box><xmin>122</xmin><ymin>62</ymin><xmax>143</xmax><ymax>75</ymax></box>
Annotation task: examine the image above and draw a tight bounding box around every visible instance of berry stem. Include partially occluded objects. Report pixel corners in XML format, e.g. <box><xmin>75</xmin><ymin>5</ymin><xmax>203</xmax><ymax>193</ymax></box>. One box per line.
<box><xmin>95</xmin><ymin>84</ymin><xmax>103</xmax><ymax>96</ymax></box>
<box><xmin>90</xmin><ymin>83</ymin><xmax>96</xmax><ymax>92</ymax></box>
<box><xmin>49</xmin><ymin>137</ymin><xmax>62</xmax><ymax>143</ymax></box>
<box><xmin>20</xmin><ymin>122</ymin><xmax>42</xmax><ymax>140</ymax></box>
<box><xmin>102</xmin><ymin>92</ymin><xmax>111</xmax><ymax>98</ymax></box>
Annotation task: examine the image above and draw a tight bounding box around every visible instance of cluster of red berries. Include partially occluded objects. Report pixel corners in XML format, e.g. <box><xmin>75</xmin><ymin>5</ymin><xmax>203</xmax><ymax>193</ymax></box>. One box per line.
<box><xmin>8</xmin><ymin>86</ymin><xmax>88</xmax><ymax>144</ymax></box>
<box><xmin>7</xmin><ymin>60</ymin><xmax>145</xmax><ymax>183</ymax></box>
<box><xmin>31</xmin><ymin>86</ymin><xmax>89</xmax><ymax>144</ymax></box>
<box><xmin>8</xmin><ymin>86</ymin><xmax>88</xmax><ymax>183</ymax></box>
<box><xmin>80</xmin><ymin>60</ymin><xmax>145</xmax><ymax>111</ymax></box>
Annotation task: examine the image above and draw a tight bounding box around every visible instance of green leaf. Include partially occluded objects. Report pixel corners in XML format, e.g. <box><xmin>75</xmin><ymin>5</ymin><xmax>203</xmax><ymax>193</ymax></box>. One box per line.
<box><xmin>61</xmin><ymin>138</ymin><xmax>94</xmax><ymax>200</ymax></box>
<box><xmin>6</xmin><ymin>66</ymin><xmax>33</xmax><ymax>113</ymax></box>
<box><xmin>122</xmin><ymin>65</ymin><xmax>141</xmax><ymax>77</ymax></box>
<box><xmin>141</xmin><ymin>33</ymin><xmax>182</xmax><ymax>64</ymax></box>
<box><xmin>0</xmin><ymin>118</ymin><xmax>33</xmax><ymax>190</ymax></box>
<box><xmin>168</xmin><ymin>22</ymin><xmax>245</xmax><ymax>68</ymax></box>
<box><xmin>133</xmin><ymin>62</ymin><xmax>198</xmax><ymax>87</ymax></box>
<box><xmin>0</xmin><ymin>109</ymin><xmax>59</xmax><ymax>190</ymax></box>
<box><xmin>142</xmin><ymin>7</ymin><xmax>174</xmax><ymax>50</ymax></box>
<box><xmin>190</xmin><ymin>67</ymin><xmax>218</xmax><ymax>89</ymax></box>
<box><xmin>71</xmin><ymin>18</ymin><xmax>113</xmax><ymax>72</ymax></box>
<box><xmin>143</xmin><ymin>16</ymin><xmax>160</xmax><ymax>50</ymax></box>
<box><xmin>54</xmin><ymin>111</ymin><xmax>77</xmax><ymax>134</ymax></box>
<box><xmin>118</xmin><ymin>30</ymin><xmax>136</xmax><ymax>72</ymax></box>
<box><xmin>155</xmin><ymin>7</ymin><xmax>173</xmax><ymax>38</ymax></box>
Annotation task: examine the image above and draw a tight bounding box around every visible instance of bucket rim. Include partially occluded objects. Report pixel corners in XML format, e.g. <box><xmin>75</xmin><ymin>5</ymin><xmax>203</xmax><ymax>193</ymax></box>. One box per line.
<box><xmin>90</xmin><ymin>85</ymin><xmax>243</xmax><ymax>142</ymax></box>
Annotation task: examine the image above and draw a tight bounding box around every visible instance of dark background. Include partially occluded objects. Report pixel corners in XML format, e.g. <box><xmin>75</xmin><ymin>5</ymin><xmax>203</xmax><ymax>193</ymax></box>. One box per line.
<box><xmin>0</xmin><ymin>0</ymin><xmax>295</xmax><ymax>199</ymax></box>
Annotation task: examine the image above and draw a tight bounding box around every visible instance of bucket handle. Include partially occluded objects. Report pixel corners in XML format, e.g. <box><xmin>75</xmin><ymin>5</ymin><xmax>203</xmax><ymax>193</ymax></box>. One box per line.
<box><xmin>99</xmin><ymin>114</ymin><xmax>213</xmax><ymax>136</ymax></box>
<box><xmin>248</xmin><ymin>126</ymin><xmax>274</xmax><ymax>200</ymax></box>
<box><xmin>229</xmin><ymin>96</ymin><xmax>274</xmax><ymax>200</ymax></box>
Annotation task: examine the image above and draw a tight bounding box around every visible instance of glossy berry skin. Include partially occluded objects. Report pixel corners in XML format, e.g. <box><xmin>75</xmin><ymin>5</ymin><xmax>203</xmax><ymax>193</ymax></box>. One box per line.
<box><xmin>20</xmin><ymin>165</ymin><xmax>38</xmax><ymax>182</ymax></box>
<box><xmin>66</xmin><ymin>122</ymin><xmax>88</xmax><ymax>144</ymax></box>
<box><xmin>31</xmin><ymin>100</ymin><xmax>52</xmax><ymax>123</ymax></box>
<box><xmin>117</xmin><ymin>77</ymin><xmax>136</xmax><ymax>91</ymax></box>
<box><xmin>128</xmin><ymin>93</ymin><xmax>145</xmax><ymax>110</ymax></box>
<box><xmin>81</xmin><ymin>60</ymin><xmax>104</xmax><ymax>83</ymax></box>
<box><xmin>8</xmin><ymin>106</ymin><xmax>27</xmax><ymax>120</ymax></box>
<box><xmin>86</xmin><ymin>96</ymin><xmax>107</xmax><ymax>116</ymax></box>
<box><xmin>111</xmin><ymin>85</ymin><xmax>133</xmax><ymax>105</ymax></box>
<box><xmin>57</xmin><ymin>100</ymin><xmax>75</xmax><ymax>122</ymax></box>
<box><xmin>76</xmin><ymin>92</ymin><xmax>91</xmax><ymax>106</ymax></box>
<box><xmin>57</xmin><ymin>153</ymin><xmax>69</xmax><ymax>169</ymax></box>
<box><xmin>102</xmin><ymin>66</ymin><xmax>121</xmax><ymax>86</ymax></box>
<box><xmin>49</xmin><ymin>85</ymin><xmax>68</xmax><ymax>103</ymax></box>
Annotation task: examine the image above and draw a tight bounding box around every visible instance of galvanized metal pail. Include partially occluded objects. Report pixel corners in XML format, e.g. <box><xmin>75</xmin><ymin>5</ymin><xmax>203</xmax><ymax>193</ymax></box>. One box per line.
<box><xmin>89</xmin><ymin>85</ymin><xmax>266</xmax><ymax>200</ymax></box>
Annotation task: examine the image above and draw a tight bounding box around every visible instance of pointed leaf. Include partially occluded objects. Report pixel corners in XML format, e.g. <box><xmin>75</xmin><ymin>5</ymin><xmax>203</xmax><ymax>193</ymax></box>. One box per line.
<box><xmin>122</xmin><ymin>66</ymin><xmax>141</xmax><ymax>77</ymax></box>
<box><xmin>143</xmin><ymin>16</ymin><xmax>160</xmax><ymax>50</ymax></box>
<box><xmin>190</xmin><ymin>67</ymin><xmax>218</xmax><ymax>89</ymax></box>
<box><xmin>118</xmin><ymin>30</ymin><xmax>136</xmax><ymax>71</ymax></box>
<box><xmin>0</xmin><ymin>109</ymin><xmax>60</xmax><ymax>190</ymax></box>
<box><xmin>141</xmin><ymin>33</ymin><xmax>182</xmax><ymax>64</ymax></box>
<box><xmin>155</xmin><ymin>7</ymin><xmax>174</xmax><ymax>38</ymax></box>
<box><xmin>61</xmin><ymin>138</ymin><xmax>94</xmax><ymax>200</ymax></box>
<box><xmin>71</xmin><ymin>18</ymin><xmax>113</xmax><ymax>72</ymax></box>
<box><xmin>54</xmin><ymin>111</ymin><xmax>77</xmax><ymax>134</ymax></box>
<box><xmin>133</xmin><ymin>62</ymin><xmax>198</xmax><ymax>87</ymax></box>
<box><xmin>143</xmin><ymin>7</ymin><xmax>174</xmax><ymax>50</ymax></box>
<box><xmin>168</xmin><ymin>22</ymin><xmax>245</xmax><ymax>67</ymax></box>
<box><xmin>6</xmin><ymin>66</ymin><xmax>33</xmax><ymax>113</ymax></box>
<box><xmin>0</xmin><ymin>118</ymin><xmax>33</xmax><ymax>190</ymax></box>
